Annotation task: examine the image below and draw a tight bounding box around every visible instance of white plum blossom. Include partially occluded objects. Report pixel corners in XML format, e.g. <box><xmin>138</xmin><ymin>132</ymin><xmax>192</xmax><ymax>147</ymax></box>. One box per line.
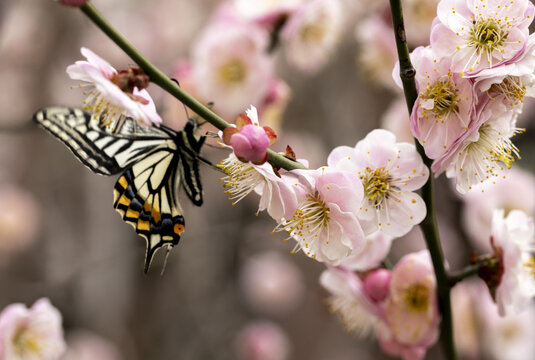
<box><xmin>461</xmin><ymin>167</ymin><xmax>535</xmax><ymax>251</ymax></box>
<box><xmin>431</xmin><ymin>0</ymin><xmax>535</xmax><ymax>76</ymax></box>
<box><xmin>66</xmin><ymin>47</ymin><xmax>162</xmax><ymax>128</ymax></box>
<box><xmin>282</xmin><ymin>0</ymin><xmax>344</xmax><ymax>73</ymax></box>
<box><xmin>328</xmin><ymin>129</ymin><xmax>428</xmax><ymax>237</ymax></box>
<box><xmin>0</xmin><ymin>298</ymin><xmax>66</xmax><ymax>360</ymax></box>
<box><xmin>472</xmin><ymin>33</ymin><xmax>535</xmax><ymax>108</ymax></box>
<box><xmin>218</xmin><ymin>153</ymin><xmax>299</xmax><ymax>222</ymax></box>
<box><xmin>408</xmin><ymin>46</ymin><xmax>476</xmax><ymax>160</ymax></box>
<box><xmin>433</xmin><ymin>100</ymin><xmax>522</xmax><ymax>193</ymax></box>
<box><xmin>320</xmin><ymin>267</ymin><xmax>382</xmax><ymax>337</ymax></box>
<box><xmin>191</xmin><ymin>19</ymin><xmax>274</xmax><ymax>120</ymax></box>
<box><xmin>278</xmin><ymin>167</ymin><xmax>365</xmax><ymax>265</ymax></box>
<box><xmin>339</xmin><ymin>231</ymin><xmax>393</xmax><ymax>272</ymax></box>
<box><xmin>491</xmin><ymin>209</ymin><xmax>535</xmax><ymax>316</ymax></box>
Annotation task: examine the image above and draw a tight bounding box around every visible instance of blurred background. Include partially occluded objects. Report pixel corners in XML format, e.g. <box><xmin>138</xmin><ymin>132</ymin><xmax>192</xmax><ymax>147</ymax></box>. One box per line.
<box><xmin>0</xmin><ymin>0</ymin><xmax>534</xmax><ymax>359</ymax></box>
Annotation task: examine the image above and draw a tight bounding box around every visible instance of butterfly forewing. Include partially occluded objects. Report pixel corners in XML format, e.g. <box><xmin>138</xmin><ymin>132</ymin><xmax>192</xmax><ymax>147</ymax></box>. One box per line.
<box><xmin>34</xmin><ymin>106</ymin><xmax>205</xmax><ymax>272</ymax></box>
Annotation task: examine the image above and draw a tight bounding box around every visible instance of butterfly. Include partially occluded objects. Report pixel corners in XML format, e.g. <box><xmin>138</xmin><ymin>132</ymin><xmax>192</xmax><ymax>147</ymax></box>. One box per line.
<box><xmin>33</xmin><ymin>107</ymin><xmax>205</xmax><ymax>272</ymax></box>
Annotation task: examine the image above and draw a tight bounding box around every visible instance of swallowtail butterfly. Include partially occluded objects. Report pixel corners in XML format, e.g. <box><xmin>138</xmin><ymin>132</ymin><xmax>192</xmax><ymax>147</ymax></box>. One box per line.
<box><xmin>33</xmin><ymin>107</ymin><xmax>205</xmax><ymax>272</ymax></box>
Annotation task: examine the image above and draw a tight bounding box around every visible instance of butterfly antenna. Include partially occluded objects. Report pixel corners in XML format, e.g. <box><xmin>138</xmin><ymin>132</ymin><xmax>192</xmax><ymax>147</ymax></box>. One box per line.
<box><xmin>198</xmin><ymin>155</ymin><xmax>224</xmax><ymax>173</ymax></box>
<box><xmin>170</xmin><ymin>78</ymin><xmax>194</xmax><ymax>121</ymax></box>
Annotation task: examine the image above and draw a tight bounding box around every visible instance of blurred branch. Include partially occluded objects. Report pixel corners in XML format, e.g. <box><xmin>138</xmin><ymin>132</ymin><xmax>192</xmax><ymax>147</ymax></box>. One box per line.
<box><xmin>448</xmin><ymin>263</ymin><xmax>482</xmax><ymax>286</ymax></box>
<box><xmin>78</xmin><ymin>2</ymin><xmax>305</xmax><ymax>171</ymax></box>
<box><xmin>388</xmin><ymin>1</ymin><xmax>458</xmax><ymax>359</ymax></box>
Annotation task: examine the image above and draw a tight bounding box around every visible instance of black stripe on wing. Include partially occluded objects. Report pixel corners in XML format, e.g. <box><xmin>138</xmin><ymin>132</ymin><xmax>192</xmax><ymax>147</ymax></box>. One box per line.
<box><xmin>33</xmin><ymin>106</ymin><xmax>176</xmax><ymax>175</ymax></box>
<box><xmin>176</xmin><ymin>120</ymin><xmax>205</xmax><ymax>206</ymax></box>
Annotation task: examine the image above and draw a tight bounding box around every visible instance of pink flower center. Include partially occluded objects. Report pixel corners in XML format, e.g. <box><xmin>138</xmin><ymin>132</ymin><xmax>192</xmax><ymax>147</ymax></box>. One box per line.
<box><xmin>218</xmin><ymin>59</ymin><xmax>247</xmax><ymax>84</ymax></box>
<box><xmin>13</xmin><ymin>326</ymin><xmax>42</xmax><ymax>356</ymax></box>
<box><xmin>422</xmin><ymin>79</ymin><xmax>459</xmax><ymax>117</ymax></box>
<box><xmin>469</xmin><ymin>18</ymin><xmax>507</xmax><ymax>54</ymax></box>
<box><xmin>361</xmin><ymin>167</ymin><xmax>393</xmax><ymax>206</ymax></box>
<box><xmin>489</xmin><ymin>76</ymin><xmax>526</xmax><ymax>106</ymax></box>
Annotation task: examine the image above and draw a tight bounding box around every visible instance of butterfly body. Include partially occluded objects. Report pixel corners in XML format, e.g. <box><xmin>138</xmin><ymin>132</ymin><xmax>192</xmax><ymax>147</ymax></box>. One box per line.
<box><xmin>34</xmin><ymin>107</ymin><xmax>204</xmax><ymax>272</ymax></box>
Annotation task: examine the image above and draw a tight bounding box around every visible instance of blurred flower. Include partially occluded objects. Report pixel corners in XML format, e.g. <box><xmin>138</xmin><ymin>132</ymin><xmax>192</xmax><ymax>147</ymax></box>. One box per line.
<box><xmin>380</xmin><ymin>97</ymin><xmax>414</xmax><ymax>144</ymax></box>
<box><xmin>257</xmin><ymin>79</ymin><xmax>292</xmax><ymax>132</ymax></box>
<box><xmin>481</xmin><ymin>293</ymin><xmax>535</xmax><ymax>360</ymax></box>
<box><xmin>66</xmin><ymin>47</ymin><xmax>162</xmax><ymax>128</ymax></box>
<box><xmin>403</xmin><ymin>0</ymin><xmax>439</xmax><ymax>47</ymax></box>
<box><xmin>218</xmin><ymin>153</ymin><xmax>299</xmax><ymax>222</ymax></box>
<box><xmin>191</xmin><ymin>19</ymin><xmax>274</xmax><ymax>120</ymax></box>
<box><xmin>488</xmin><ymin>209</ymin><xmax>535</xmax><ymax>316</ymax></box>
<box><xmin>407</xmin><ymin>46</ymin><xmax>474</xmax><ymax>161</ymax></box>
<box><xmin>0</xmin><ymin>183</ymin><xmax>40</xmax><ymax>255</ymax></box>
<box><xmin>234</xmin><ymin>321</ymin><xmax>290</xmax><ymax>360</ymax></box>
<box><xmin>61</xmin><ymin>331</ymin><xmax>121</xmax><ymax>360</ymax></box>
<box><xmin>461</xmin><ymin>167</ymin><xmax>535</xmax><ymax>251</ymax></box>
<box><xmin>0</xmin><ymin>298</ymin><xmax>66</xmax><ymax>360</ymax></box>
<box><xmin>451</xmin><ymin>281</ymin><xmax>481</xmax><ymax>359</ymax></box>
<box><xmin>328</xmin><ymin>129</ymin><xmax>428</xmax><ymax>237</ymax></box>
<box><xmin>239</xmin><ymin>252</ymin><xmax>305</xmax><ymax>315</ymax></box>
<box><xmin>378</xmin><ymin>250</ymin><xmax>439</xmax><ymax>360</ymax></box>
<box><xmin>433</xmin><ymin>100</ymin><xmax>521</xmax><ymax>194</ymax></box>
<box><xmin>431</xmin><ymin>0</ymin><xmax>535</xmax><ymax>76</ymax></box>
<box><xmin>278</xmin><ymin>167</ymin><xmax>365</xmax><ymax>265</ymax></box>
<box><xmin>282</xmin><ymin>0</ymin><xmax>344</xmax><ymax>73</ymax></box>
<box><xmin>355</xmin><ymin>14</ymin><xmax>398</xmax><ymax>91</ymax></box>
<box><xmin>58</xmin><ymin>0</ymin><xmax>88</xmax><ymax>7</ymax></box>
<box><xmin>222</xmin><ymin>106</ymin><xmax>277</xmax><ymax>165</ymax></box>
<box><xmin>320</xmin><ymin>267</ymin><xmax>381</xmax><ymax>337</ymax></box>
<box><xmin>232</xmin><ymin>0</ymin><xmax>304</xmax><ymax>25</ymax></box>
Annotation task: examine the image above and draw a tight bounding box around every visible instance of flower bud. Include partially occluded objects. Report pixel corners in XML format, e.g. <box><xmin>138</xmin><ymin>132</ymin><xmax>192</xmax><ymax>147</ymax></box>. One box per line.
<box><xmin>363</xmin><ymin>268</ymin><xmax>391</xmax><ymax>302</ymax></box>
<box><xmin>230</xmin><ymin>124</ymin><xmax>270</xmax><ymax>164</ymax></box>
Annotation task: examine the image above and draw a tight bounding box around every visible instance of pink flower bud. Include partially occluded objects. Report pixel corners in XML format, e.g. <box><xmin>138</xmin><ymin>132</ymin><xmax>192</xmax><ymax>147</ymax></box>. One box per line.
<box><xmin>230</xmin><ymin>124</ymin><xmax>270</xmax><ymax>164</ymax></box>
<box><xmin>58</xmin><ymin>0</ymin><xmax>88</xmax><ymax>6</ymax></box>
<box><xmin>363</xmin><ymin>268</ymin><xmax>391</xmax><ymax>302</ymax></box>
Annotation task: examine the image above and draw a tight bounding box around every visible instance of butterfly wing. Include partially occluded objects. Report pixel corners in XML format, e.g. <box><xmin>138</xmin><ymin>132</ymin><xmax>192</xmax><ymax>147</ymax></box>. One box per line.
<box><xmin>113</xmin><ymin>144</ymin><xmax>185</xmax><ymax>272</ymax></box>
<box><xmin>33</xmin><ymin>106</ymin><xmax>172</xmax><ymax>175</ymax></box>
<box><xmin>35</xmin><ymin>106</ymin><xmax>205</xmax><ymax>272</ymax></box>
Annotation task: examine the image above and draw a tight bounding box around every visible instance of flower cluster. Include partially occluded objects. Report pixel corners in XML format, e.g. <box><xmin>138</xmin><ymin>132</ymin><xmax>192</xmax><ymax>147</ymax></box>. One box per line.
<box><xmin>321</xmin><ymin>251</ymin><xmax>440</xmax><ymax>359</ymax></box>
<box><xmin>403</xmin><ymin>0</ymin><xmax>535</xmax><ymax>193</ymax></box>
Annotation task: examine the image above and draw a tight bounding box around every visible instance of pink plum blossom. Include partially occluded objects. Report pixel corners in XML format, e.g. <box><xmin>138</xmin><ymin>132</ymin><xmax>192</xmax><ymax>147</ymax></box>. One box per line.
<box><xmin>222</xmin><ymin>106</ymin><xmax>277</xmax><ymax>165</ymax></box>
<box><xmin>191</xmin><ymin>19</ymin><xmax>274</xmax><ymax>120</ymax></box>
<box><xmin>490</xmin><ymin>209</ymin><xmax>535</xmax><ymax>316</ymax></box>
<box><xmin>377</xmin><ymin>250</ymin><xmax>439</xmax><ymax>360</ymax></box>
<box><xmin>461</xmin><ymin>167</ymin><xmax>535</xmax><ymax>251</ymax></box>
<box><xmin>278</xmin><ymin>167</ymin><xmax>365</xmax><ymax>265</ymax></box>
<box><xmin>218</xmin><ymin>153</ymin><xmax>299</xmax><ymax>222</ymax></box>
<box><xmin>430</xmin><ymin>0</ymin><xmax>535</xmax><ymax>76</ymax></box>
<box><xmin>432</xmin><ymin>99</ymin><xmax>521</xmax><ymax>193</ymax></box>
<box><xmin>239</xmin><ymin>252</ymin><xmax>305</xmax><ymax>316</ymax></box>
<box><xmin>282</xmin><ymin>0</ymin><xmax>344</xmax><ymax>73</ymax></box>
<box><xmin>0</xmin><ymin>298</ymin><xmax>66</xmax><ymax>359</ymax></box>
<box><xmin>66</xmin><ymin>47</ymin><xmax>162</xmax><ymax>128</ymax></box>
<box><xmin>234</xmin><ymin>321</ymin><xmax>290</xmax><ymax>360</ymax></box>
<box><xmin>407</xmin><ymin>46</ymin><xmax>475</xmax><ymax>160</ymax></box>
<box><xmin>328</xmin><ymin>129</ymin><xmax>428</xmax><ymax>237</ymax></box>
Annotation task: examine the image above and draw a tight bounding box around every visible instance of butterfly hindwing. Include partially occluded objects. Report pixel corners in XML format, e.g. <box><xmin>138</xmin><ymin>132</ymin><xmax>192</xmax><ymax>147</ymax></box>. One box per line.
<box><xmin>34</xmin><ymin>106</ymin><xmax>205</xmax><ymax>272</ymax></box>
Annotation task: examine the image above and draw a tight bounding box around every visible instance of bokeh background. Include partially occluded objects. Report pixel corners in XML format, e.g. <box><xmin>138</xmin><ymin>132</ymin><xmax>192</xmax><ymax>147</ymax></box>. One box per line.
<box><xmin>0</xmin><ymin>0</ymin><xmax>534</xmax><ymax>359</ymax></box>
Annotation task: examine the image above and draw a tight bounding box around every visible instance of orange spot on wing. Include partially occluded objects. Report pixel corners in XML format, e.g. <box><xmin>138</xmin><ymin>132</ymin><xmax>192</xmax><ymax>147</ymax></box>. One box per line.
<box><xmin>174</xmin><ymin>224</ymin><xmax>185</xmax><ymax>235</ymax></box>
